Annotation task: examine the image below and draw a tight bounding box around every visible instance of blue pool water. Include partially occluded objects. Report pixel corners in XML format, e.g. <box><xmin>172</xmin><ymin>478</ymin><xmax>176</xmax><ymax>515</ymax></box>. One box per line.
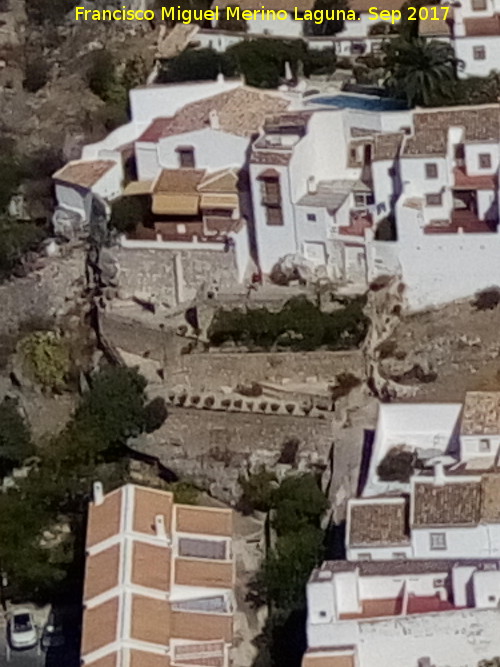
<box><xmin>308</xmin><ymin>94</ymin><xmax>407</xmax><ymax>112</ymax></box>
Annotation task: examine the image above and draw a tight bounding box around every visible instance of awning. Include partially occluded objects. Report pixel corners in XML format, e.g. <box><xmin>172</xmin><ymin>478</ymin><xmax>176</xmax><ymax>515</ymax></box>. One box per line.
<box><xmin>123</xmin><ymin>180</ymin><xmax>153</xmax><ymax>196</ymax></box>
<box><xmin>152</xmin><ymin>193</ymin><xmax>199</xmax><ymax>215</ymax></box>
<box><xmin>200</xmin><ymin>193</ymin><xmax>239</xmax><ymax>210</ymax></box>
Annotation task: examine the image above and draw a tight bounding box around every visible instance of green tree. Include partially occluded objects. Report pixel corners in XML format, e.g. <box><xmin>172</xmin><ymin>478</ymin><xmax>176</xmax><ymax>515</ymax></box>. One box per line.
<box><xmin>239</xmin><ymin>466</ymin><xmax>278</xmax><ymax>513</ymax></box>
<box><xmin>20</xmin><ymin>331</ymin><xmax>70</xmax><ymax>391</ymax></box>
<box><xmin>144</xmin><ymin>397</ymin><xmax>168</xmax><ymax>433</ymax></box>
<box><xmin>23</xmin><ymin>57</ymin><xmax>49</xmax><ymax>93</ymax></box>
<box><xmin>272</xmin><ymin>474</ymin><xmax>328</xmax><ymax>536</ymax></box>
<box><xmin>0</xmin><ymin>138</ymin><xmax>24</xmax><ymax>215</ymax></box>
<box><xmin>0</xmin><ymin>398</ymin><xmax>34</xmax><ymax>479</ymax></box>
<box><xmin>217</xmin><ymin>6</ymin><xmax>248</xmax><ymax>31</ymax></box>
<box><xmin>86</xmin><ymin>49</ymin><xmax>116</xmax><ymax>101</ymax></box>
<box><xmin>382</xmin><ymin>37</ymin><xmax>462</xmax><ymax>107</ymax></box>
<box><xmin>75</xmin><ymin>367</ymin><xmax>148</xmax><ymax>453</ymax></box>
<box><xmin>227</xmin><ymin>38</ymin><xmax>303</xmax><ymax>88</ymax></box>
<box><xmin>165</xmin><ymin>481</ymin><xmax>199</xmax><ymax>505</ymax></box>
<box><xmin>307</xmin><ymin>0</ymin><xmax>347</xmax><ymax>35</ymax></box>
<box><xmin>255</xmin><ymin>525</ymin><xmax>324</xmax><ymax>610</ymax></box>
<box><xmin>157</xmin><ymin>48</ymin><xmax>233</xmax><ymax>84</ymax></box>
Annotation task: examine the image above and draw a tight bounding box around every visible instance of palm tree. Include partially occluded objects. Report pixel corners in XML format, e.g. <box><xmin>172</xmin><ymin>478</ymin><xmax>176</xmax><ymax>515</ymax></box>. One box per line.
<box><xmin>382</xmin><ymin>37</ymin><xmax>463</xmax><ymax>107</ymax></box>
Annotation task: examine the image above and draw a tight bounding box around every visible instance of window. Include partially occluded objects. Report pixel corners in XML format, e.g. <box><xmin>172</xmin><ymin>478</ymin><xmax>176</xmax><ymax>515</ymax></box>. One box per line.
<box><xmin>307</xmin><ymin>213</ymin><xmax>317</xmax><ymax>222</ymax></box>
<box><xmin>473</xmin><ymin>46</ymin><xmax>486</xmax><ymax>60</ymax></box>
<box><xmin>177</xmin><ymin>146</ymin><xmax>195</xmax><ymax>168</ymax></box>
<box><xmin>479</xmin><ymin>438</ymin><xmax>491</xmax><ymax>452</ymax></box>
<box><xmin>319</xmin><ymin>610</ymin><xmax>327</xmax><ymax>618</ymax></box>
<box><xmin>430</xmin><ymin>532</ymin><xmax>447</xmax><ymax>550</ymax></box>
<box><xmin>425</xmin><ymin>163</ymin><xmax>438</xmax><ymax>179</ymax></box>
<box><xmin>266</xmin><ymin>206</ymin><xmax>283</xmax><ymax>226</ymax></box>
<box><xmin>388</xmin><ymin>167</ymin><xmax>396</xmax><ymax>177</ymax></box>
<box><xmin>433</xmin><ymin>578</ymin><xmax>445</xmax><ymax>588</ymax></box>
<box><xmin>488</xmin><ymin>595</ymin><xmax>496</xmax><ymax>602</ymax></box>
<box><xmin>472</xmin><ymin>0</ymin><xmax>487</xmax><ymax>9</ymax></box>
<box><xmin>392</xmin><ymin>552</ymin><xmax>406</xmax><ymax>559</ymax></box>
<box><xmin>350</xmin><ymin>147</ymin><xmax>358</xmax><ymax>162</ymax></box>
<box><xmin>479</xmin><ymin>153</ymin><xmax>492</xmax><ymax>169</ymax></box>
<box><xmin>354</xmin><ymin>192</ymin><xmax>375</xmax><ymax>208</ymax></box>
<box><xmin>426</xmin><ymin>193</ymin><xmax>442</xmax><ymax>206</ymax></box>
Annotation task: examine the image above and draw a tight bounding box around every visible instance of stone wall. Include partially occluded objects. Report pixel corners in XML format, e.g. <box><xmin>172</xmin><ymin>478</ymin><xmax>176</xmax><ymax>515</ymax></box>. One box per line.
<box><xmin>0</xmin><ymin>246</ymin><xmax>86</xmax><ymax>337</ymax></box>
<box><xmin>132</xmin><ymin>406</ymin><xmax>334</xmax><ymax>502</ymax></box>
<box><xmin>114</xmin><ymin>246</ymin><xmax>239</xmax><ymax>307</ymax></box>
<box><xmin>167</xmin><ymin>349</ymin><xmax>364</xmax><ymax>391</ymax></box>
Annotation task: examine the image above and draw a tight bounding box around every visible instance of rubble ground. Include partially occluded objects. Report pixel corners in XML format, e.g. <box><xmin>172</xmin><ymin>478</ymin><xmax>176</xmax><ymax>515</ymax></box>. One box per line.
<box><xmin>380</xmin><ymin>298</ymin><xmax>500</xmax><ymax>402</ymax></box>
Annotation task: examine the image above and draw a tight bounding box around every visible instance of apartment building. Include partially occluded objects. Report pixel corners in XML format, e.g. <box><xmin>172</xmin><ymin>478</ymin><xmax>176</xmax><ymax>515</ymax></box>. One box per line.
<box><xmin>302</xmin><ymin>558</ymin><xmax>500</xmax><ymax>667</ymax></box>
<box><xmin>345</xmin><ymin>391</ymin><xmax>500</xmax><ymax>561</ymax></box>
<box><xmin>81</xmin><ymin>482</ymin><xmax>234</xmax><ymax>667</ymax></box>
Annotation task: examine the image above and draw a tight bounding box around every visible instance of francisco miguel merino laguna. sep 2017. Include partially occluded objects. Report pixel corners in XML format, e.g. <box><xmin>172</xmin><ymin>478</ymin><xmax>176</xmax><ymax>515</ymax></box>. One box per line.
<box><xmin>74</xmin><ymin>4</ymin><xmax>360</xmax><ymax>23</ymax></box>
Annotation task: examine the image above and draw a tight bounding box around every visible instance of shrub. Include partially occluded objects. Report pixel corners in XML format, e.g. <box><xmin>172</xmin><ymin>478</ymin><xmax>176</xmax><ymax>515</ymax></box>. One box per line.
<box><xmin>20</xmin><ymin>331</ymin><xmax>70</xmax><ymax>391</ymax></box>
<box><xmin>0</xmin><ymin>218</ymin><xmax>46</xmax><ymax>279</ymax></box>
<box><xmin>217</xmin><ymin>6</ymin><xmax>248</xmax><ymax>31</ymax></box>
<box><xmin>144</xmin><ymin>397</ymin><xmax>168</xmax><ymax>433</ymax></box>
<box><xmin>87</xmin><ymin>50</ymin><xmax>116</xmax><ymax>100</ymax></box>
<box><xmin>474</xmin><ymin>287</ymin><xmax>500</xmax><ymax>311</ymax></box>
<box><xmin>157</xmin><ymin>48</ymin><xmax>235</xmax><ymax>84</ymax></box>
<box><xmin>329</xmin><ymin>372</ymin><xmax>361</xmax><ymax>401</ymax></box>
<box><xmin>23</xmin><ymin>58</ymin><xmax>49</xmax><ymax>93</ymax></box>
<box><xmin>0</xmin><ymin>397</ymin><xmax>34</xmax><ymax>479</ymax></box>
<box><xmin>377</xmin><ymin>447</ymin><xmax>420</xmax><ymax>483</ymax></box>
<box><xmin>109</xmin><ymin>197</ymin><xmax>147</xmax><ymax>234</ymax></box>
<box><xmin>278</xmin><ymin>438</ymin><xmax>300</xmax><ymax>465</ymax></box>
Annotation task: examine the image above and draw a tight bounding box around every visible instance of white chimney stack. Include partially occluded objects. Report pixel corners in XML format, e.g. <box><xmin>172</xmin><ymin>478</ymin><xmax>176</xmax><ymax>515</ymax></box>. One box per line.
<box><xmin>433</xmin><ymin>460</ymin><xmax>446</xmax><ymax>486</ymax></box>
<box><xmin>93</xmin><ymin>481</ymin><xmax>104</xmax><ymax>506</ymax></box>
<box><xmin>307</xmin><ymin>176</ymin><xmax>317</xmax><ymax>194</ymax></box>
<box><xmin>217</xmin><ymin>72</ymin><xmax>225</xmax><ymax>83</ymax></box>
<box><xmin>209</xmin><ymin>109</ymin><xmax>220</xmax><ymax>131</ymax></box>
<box><xmin>155</xmin><ymin>514</ymin><xmax>166</xmax><ymax>539</ymax></box>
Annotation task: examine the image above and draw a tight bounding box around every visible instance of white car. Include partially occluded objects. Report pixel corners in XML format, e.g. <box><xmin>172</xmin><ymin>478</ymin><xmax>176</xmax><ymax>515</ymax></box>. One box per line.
<box><xmin>8</xmin><ymin>609</ymin><xmax>38</xmax><ymax>650</ymax></box>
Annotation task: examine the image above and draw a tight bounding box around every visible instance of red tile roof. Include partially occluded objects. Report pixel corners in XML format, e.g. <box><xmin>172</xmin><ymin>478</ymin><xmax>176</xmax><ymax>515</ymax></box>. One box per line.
<box><xmin>464</xmin><ymin>14</ymin><xmax>500</xmax><ymax>36</ymax></box>
<box><xmin>454</xmin><ymin>167</ymin><xmax>497</xmax><ymax>190</ymax></box>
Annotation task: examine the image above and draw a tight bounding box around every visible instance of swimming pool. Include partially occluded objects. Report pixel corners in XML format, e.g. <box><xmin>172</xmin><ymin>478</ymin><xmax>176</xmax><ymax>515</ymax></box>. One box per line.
<box><xmin>307</xmin><ymin>94</ymin><xmax>407</xmax><ymax>112</ymax></box>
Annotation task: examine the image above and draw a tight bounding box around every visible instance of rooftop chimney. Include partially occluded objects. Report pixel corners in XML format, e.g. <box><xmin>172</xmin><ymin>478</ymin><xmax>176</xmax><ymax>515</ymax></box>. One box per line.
<box><xmin>155</xmin><ymin>514</ymin><xmax>166</xmax><ymax>539</ymax></box>
<box><xmin>217</xmin><ymin>72</ymin><xmax>225</xmax><ymax>84</ymax></box>
<box><xmin>433</xmin><ymin>460</ymin><xmax>446</xmax><ymax>486</ymax></box>
<box><xmin>307</xmin><ymin>176</ymin><xmax>317</xmax><ymax>194</ymax></box>
<box><xmin>93</xmin><ymin>481</ymin><xmax>104</xmax><ymax>506</ymax></box>
<box><xmin>209</xmin><ymin>109</ymin><xmax>220</xmax><ymax>131</ymax></box>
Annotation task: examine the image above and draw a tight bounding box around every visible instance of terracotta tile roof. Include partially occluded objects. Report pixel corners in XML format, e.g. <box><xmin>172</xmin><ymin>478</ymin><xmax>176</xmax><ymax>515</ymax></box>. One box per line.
<box><xmin>138</xmin><ymin>87</ymin><xmax>289</xmax><ymax>142</ymax></box>
<box><xmin>53</xmin><ymin>160</ymin><xmax>116</xmax><ymax>188</ymax></box>
<box><xmin>153</xmin><ymin>169</ymin><xmax>206</xmax><ymax>195</ymax></box>
<box><xmin>250</xmin><ymin>151</ymin><xmax>292</xmax><ymax>166</ymax></box>
<box><xmin>86</xmin><ymin>488</ymin><xmax>122</xmax><ymax>548</ymax></box>
<box><xmin>132</xmin><ymin>542</ymin><xmax>171</xmax><ymax>591</ymax></box>
<box><xmin>412</xmin><ymin>480</ymin><xmax>482</xmax><ymax>526</ymax></box>
<box><xmin>373</xmin><ymin>132</ymin><xmax>404</xmax><ymax>161</ymax></box>
<box><xmin>130</xmin><ymin>650</ymin><xmax>171</xmax><ymax>667</ymax></box>
<box><xmin>480</xmin><ymin>473</ymin><xmax>500</xmax><ymax>522</ymax></box>
<box><xmin>349</xmin><ymin>500</ymin><xmax>409</xmax><ymax>546</ymax></box>
<box><xmin>84</xmin><ymin>544</ymin><xmax>120</xmax><ymax>601</ymax></box>
<box><xmin>171</xmin><ymin>611</ymin><xmax>233</xmax><ymax>642</ymax></box>
<box><xmin>176</xmin><ymin>505</ymin><xmax>233</xmax><ymax>536</ymax></box>
<box><xmin>173</xmin><ymin>641</ymin><xmax>226</xmax><ymax>667</ymax></box>
<box><xmin>198</xmin><ymin>169</ymin><xmax>239</xmax><ymax>193</ymax></box>
<box><xmin>132</xmin><ymin>486</ymin><xmax>173</xmax><ymax>535</ymax></box>
<box><xmin>314</xmin><ymin>559</ymin><xmax>500</xmax><ymax>578</ymax></box>
<box><xmin>464</xmin><ymin>14</ymin><xmax>500</xmax><ymax>36</ymax></box>
<box><xmin>212</xmin><ymin>0</ymin><xmax>314</xmax><ymax>11</ymax></box>
<box><xmin>175</xmin><ymin>559</ymin><xmax>234</xmax><ymax>588</ymax></box>
<box><xmin>454</xmin><ymin>167</ymin><xmax>497</xmax><ymax>190</ymax></box>
<box><xmin>85</xmin><ymin>653</ymin><xmax>118</xmax><ymax>667</ymax></box>
<box><xmin>403</xmin><ymin>106</ymin><xmax>500</xmax><ymax>157</ymax></box>
<box><xmin>349</xmin><ymin>0</ymin><xmax>402</xmax><ymax>11</ymax></box>
<box><xmin>303</xmin><ymin>654</ymin><xmax>355</xmax><ymax>667</ymax></box>
<box><xmin>418</xmin><ymin>6</ymin><xmax>452</xmax><ymax>35</ymax></box>
<box><xmin>131</xmin><ymin>595</ymin><xmax>171</xmax><ymax>645</ymax></box>
<box><xmin>461</xmin><ymin>391</ymin><xmax>500</xmax><ymax>435</ymax></box>
<box><xmin>81</xmin><ymin>597</ymin><xmax>119</xmax><ymax>655</ymax></box>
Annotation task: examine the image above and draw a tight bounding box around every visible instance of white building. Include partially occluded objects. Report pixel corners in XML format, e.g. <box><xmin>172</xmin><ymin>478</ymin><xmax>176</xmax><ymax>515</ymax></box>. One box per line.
<box><xmin>247</xmin><ymin>101</ymin><xmax>500</xmax><ymax>311</ymax></box>
<box><xmin>345</xmin><ymin>391</ymin><xmax>500</xmax><ymax>561</ymax></box>
<box><xmin>420</xmin><ymin>0</ymin><xmax>500</xmax><ymax>77</ymax></box>
<box><xmin>81</xmin><ymin>482</ymin><xmax>234</xmax><ymax>667</ymax></box>
<box><xmin>303</xmin><ymin>558</ymin><xmax>500</xmax><ymax>667</ymax></box>
<box><xmin>53</xmin><ymin>79</ymin><xmax>292</xmax><ymax>283</ymax></box>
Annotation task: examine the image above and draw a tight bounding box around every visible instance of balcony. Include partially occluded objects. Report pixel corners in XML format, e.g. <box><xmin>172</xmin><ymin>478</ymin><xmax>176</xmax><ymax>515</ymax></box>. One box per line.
<box><xmin>338</xmin><ymin>210</ymin><xmax>373</xmax><ymax>237</ymax></box>
<box><xmin>425</xmin><ymin>210</ymin><xmax>498</xmax><ymax>234</ymax></box>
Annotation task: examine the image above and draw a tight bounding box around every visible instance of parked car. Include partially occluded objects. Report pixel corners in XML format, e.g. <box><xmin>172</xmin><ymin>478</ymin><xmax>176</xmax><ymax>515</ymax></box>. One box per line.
<box><xmin>8</xmin><ymin>609</ymin><xmax>38</xmax><ymax>650</ymax></box>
